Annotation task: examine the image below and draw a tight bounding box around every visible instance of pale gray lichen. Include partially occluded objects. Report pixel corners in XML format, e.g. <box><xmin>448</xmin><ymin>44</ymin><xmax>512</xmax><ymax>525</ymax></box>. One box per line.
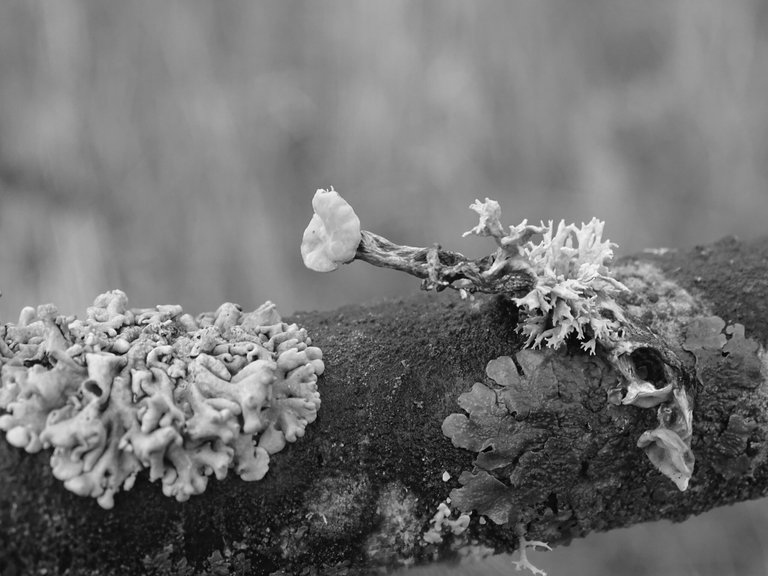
<box><xmin>637</xmin><ymin>388</ymin><xmax>694</xmax><ymax>491</ymax></box>
<box><xmin>463</xmin><ymin>198</ymin><xmax>628</xmax><ymax>353</ymax></box>
<box><xmin>0</xmin><ymin>290</ymin><xmax>324</xmax><ymax>508</ymax></box>
<box><xmin>511</xmin><ymin>524</ymin><xmax>551</xmax><ymax>576</ymax></box>
<box><xmin>301</xmin><ymin>188</ymin><xmax>362</xmax><ymax>272</ymax></box>
<box><xmin>422</xmin><ymin>498</ymin><xmax>471</xmax><ymax>545</ymax></box>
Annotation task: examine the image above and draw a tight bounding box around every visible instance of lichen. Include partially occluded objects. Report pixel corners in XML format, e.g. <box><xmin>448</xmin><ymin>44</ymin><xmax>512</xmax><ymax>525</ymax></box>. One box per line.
<box><xmin>364</xmin><ymin>482</ymin><xmax>421</xmax><ymax>568</ymax></box>
<box><xmin>510</xmin><ymin>524</ymin><xmax>551</xmax><ymax>576</ymax></box>
<box><xmin>441</xmin><ymin>350</ymin><xmax>560</xmax><ymax>525</ymax></box>
<box><xmin>0</xmin><ymin>290</ymin><xmax>324</xmax><ymax>508</ymax></box>
<box><xmin>301</xmin><ymin>191</ymin><xmax>628</xmax><ymax>354</ymax></box>
<box><xmin>449</xmin><ymin>470</ymin><xmax>519</xmax><ymax>526</ymax></box>
<box><xmin>463</xmin><ymin>198</ymin><xmax>628</xmax><ymax>353</ymax></box>
<box><xmin>301</xmin><ymin>188</ymin><xmax>362</xmax><ymax>272</ymax></box>
<box><xmin>636</xmin><ymin>388</ymin><xmax>694</xmax><ymax>491</ymax></box>
<box><xmin>304</xmin><ymin>474</ymin><xmax>372</xmax><ymax>540</ymax></box>
<box><xmin>422</xmin><ymin>498</ymin><xmax>471</xmax><ymax>545</ymax></box>
<box><xmin>300</xmin><ymin>190</ymin><xmax>696</xmax><ymax>493</ymax></box>
<box><xmin>611</xmin><ymin>260</ymin><xmax>709</xmax><ymax>345</ymax></box>
<box><xmin>682</xmin><ymin>315</ymin><xmax>767</xmax><ymax>479</ymax></box>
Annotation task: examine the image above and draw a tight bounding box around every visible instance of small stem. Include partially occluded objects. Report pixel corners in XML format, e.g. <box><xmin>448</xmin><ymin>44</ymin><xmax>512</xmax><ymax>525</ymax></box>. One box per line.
<box><xmin>355</xmin><ymin>230</ymin><xmax>535</xmax><ymax>296</ymax></box>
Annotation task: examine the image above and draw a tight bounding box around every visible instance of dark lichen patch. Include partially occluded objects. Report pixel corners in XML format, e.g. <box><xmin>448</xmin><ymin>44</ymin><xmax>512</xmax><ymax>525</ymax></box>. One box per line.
<box><xmin>451</xmin><ymin>471</ymin><xmax>519</xmax><ymax>525</ymax></box>
<box><xmin>441</xmin><ymin>344</ymin><xmax>662</xmax><ymax>543</ymax></box>
<box><xmin>509</xmin><ymin>438</ymin><xmax>585</xmax><ymax>505</ymax></box>
<box><xmin>682</xmin><ymin>315</ymin><xmax>768</xmax><ymax>480</ymax></box>
<box><xmin>684</xmin><ymin>317</ymin><xmax>764</xmax><ymax>395</ymax></box>
<box><xmin>712</xmin><ymin>414</ymin><xmax>759</xmax><ymax>478</ymax></box>
<box><xmin>491</xmin><ymin>352</ymin><xmax>559</xmax><ymax>418</ymax></box>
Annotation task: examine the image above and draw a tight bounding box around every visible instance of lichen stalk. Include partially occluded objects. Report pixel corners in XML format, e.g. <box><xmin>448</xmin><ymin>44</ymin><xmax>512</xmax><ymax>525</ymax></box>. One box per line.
<box><xmin>355</xmin><ymin>230</ymin><xmax>536</xmax><ymax>296</ymax></box>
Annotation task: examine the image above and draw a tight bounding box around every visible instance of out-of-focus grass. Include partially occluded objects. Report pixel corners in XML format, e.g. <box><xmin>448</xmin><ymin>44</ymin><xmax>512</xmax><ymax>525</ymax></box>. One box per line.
<box><xmin>0</xmin><ymin>2</ymin><xmax>767</xmax><ymax>574</ymax></box>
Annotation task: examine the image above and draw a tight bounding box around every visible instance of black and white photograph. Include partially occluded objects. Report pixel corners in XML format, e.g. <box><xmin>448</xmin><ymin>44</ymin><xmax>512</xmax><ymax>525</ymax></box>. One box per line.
<box><xmin>1</xmin><ymin>2</ymin><xmax>768</xmax><ymax>575</ymax></box>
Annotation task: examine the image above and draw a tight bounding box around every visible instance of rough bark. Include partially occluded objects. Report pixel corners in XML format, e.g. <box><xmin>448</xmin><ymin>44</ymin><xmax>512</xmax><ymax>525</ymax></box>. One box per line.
<box><xmin>1</xmin><ymin>235</ymin><xmax>768</xmax><ymax>576</ymax></box>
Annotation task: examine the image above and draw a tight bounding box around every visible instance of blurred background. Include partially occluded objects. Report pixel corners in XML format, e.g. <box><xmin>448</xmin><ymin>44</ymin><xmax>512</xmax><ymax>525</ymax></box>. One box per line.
<box><xmin>0</xmin><ymin>1</ymin><xmax>767</xmax><ymax>574</ymax></box>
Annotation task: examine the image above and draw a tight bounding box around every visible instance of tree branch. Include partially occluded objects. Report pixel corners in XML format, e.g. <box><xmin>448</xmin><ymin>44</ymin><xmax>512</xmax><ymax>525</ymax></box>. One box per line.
<box><xmin>1</xmin><ymin>235</ymin><xmax>767</xmax><ymax>576</ymax></box>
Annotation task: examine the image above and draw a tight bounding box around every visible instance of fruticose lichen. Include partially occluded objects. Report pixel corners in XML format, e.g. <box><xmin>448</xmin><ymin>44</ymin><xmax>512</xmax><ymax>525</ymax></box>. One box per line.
<box><xmin>0</xmin><ymin>290</ymin><xmax>324</xmax><ymax>508</ymax></box>
<box><xmin>302</xmin><ymin>190</ymin><xmax>628</xmax><ymax>354</ymax></box>
<box><xmin>462</xmin><ymin>198</ymin><xmax>628</xmax><ymax>354</ymax></box>
<box><xmin>511</xmin><ymin>525</ymin><xmax>552</xmax><ymax>576</ymax></box>
<box><xmin>300</xmin><ymin>189</ymin><xmax>696</xmax><ymax>496</ymax></box>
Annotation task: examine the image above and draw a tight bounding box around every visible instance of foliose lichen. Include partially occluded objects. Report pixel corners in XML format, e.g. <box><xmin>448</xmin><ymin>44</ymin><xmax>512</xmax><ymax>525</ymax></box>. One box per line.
<box><xmin>682</xmin><ymin>315</ymin><xmax>767</xmax><ymax>479</ymax></box>
<box><xmin>0</xmin><ymin>290</ymin><xmax>324</xmax><ymax>508</ymax></box>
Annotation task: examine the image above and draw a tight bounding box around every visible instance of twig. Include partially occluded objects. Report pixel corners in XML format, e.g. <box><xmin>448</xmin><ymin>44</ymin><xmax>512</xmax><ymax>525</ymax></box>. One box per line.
<box><xmin>355</xmin><ymin>230</ymin><xmax>535</xmax><ymax>296</ymax></box>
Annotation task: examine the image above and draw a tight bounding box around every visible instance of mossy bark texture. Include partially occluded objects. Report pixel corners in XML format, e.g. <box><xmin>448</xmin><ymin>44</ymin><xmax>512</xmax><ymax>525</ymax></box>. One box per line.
<box><xmin>2</xmin><ymin>236</ymin><xmax>768</xmax><ymax>576</ymax></box>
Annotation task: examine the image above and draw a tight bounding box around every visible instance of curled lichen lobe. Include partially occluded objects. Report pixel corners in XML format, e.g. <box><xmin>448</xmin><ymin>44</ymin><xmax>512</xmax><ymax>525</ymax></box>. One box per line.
<box><xmin>0</xmin><ymin>290</ymin><xmax>324</xmax><ymax>508</ymax></box>
<box><xmin>301</xmin><ymin>188</ymin><xmax>362</xmax><ymax>272</ymax></box>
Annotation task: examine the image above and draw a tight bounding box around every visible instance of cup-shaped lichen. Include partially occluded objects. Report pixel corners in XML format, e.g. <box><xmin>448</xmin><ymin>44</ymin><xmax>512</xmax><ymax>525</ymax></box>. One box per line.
<box><xmin>301</xmin><ymin>188</ymin><xmax>362</xmax><ymax>272</ymax></box>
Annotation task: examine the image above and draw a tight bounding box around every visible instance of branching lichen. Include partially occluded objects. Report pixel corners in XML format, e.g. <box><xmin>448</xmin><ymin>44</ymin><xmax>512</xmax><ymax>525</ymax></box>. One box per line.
<box><xmin>0</xmin><ymin>291</ymin><xmax>324</xmax><ymax>508</ymax></box>
<box><xmin>512</xmin><ymin>524</ymin><xmax>551</xmax><ymax>576</ymax></box>
<box><xmin>461</xmin><ymin>198</ymin><xmax>629</xmax><ymax>353</ymax></box>
<box><xmin>301</xmin><ymin>189</ymin><xmax>697</xmax><ymax>495</ymax></box>
<box><xmin>302</xmin><ymin>190</ymin><xmax>628</xmax><ymax>354</ymax></box>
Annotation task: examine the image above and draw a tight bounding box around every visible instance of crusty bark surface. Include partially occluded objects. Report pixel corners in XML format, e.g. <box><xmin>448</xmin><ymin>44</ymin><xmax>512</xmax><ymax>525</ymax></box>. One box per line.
<box><xmin>1</xmin><ymin>235</ymin><xmax>767</xmax><ymax>576</ymax></box>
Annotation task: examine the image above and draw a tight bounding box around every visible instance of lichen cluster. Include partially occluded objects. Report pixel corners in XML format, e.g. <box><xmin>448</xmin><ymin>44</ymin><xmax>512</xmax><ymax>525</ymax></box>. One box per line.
<box><xmin>0</xmin><ymin>290</ymin><xmax>324</xmax><ymax>508</ymax></box>
<box><xmin>299</xmin><ymin>190</ymin><xmax>696</xmax><ymax>495</ymax></box>
<box><xmin>422</xmin><ymin>498</ymin><xmax>471</xmax><ymax>544</ymax></box>
<box><xmin>441</xmin><ymin>351</ymin><xmax>561</xmax><ymax>526</ymax></box>
<box><xmin>463</xmin><ymin>198</ymin><xmax>628</xmax><ymax>353</ymax></box>
<box><xmin>682</xmin><ymin>316</ymin><xmax>766</xmax><ymax>480</ymax></box>
<box><xmin>302</xmin><ymin>191</ymin><xmax>629</xmax><ymax>354</ymax></box>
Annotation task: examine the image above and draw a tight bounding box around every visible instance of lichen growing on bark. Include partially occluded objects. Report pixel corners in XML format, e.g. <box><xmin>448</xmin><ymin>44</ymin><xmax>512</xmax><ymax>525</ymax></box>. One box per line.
<box><xmin>302</xmin><ymin>190</ymin><xmax>629</xmax><ymax>354</ymax></box>
<box><xmin>301</xmin><ymin>188</ymin><xmax>362</xmax><ymax>272</ymax></box>
<box><xmin>682</xmin><ymin>315</ymin><xmax>768</xmax><ymax>479</ymax></box>
<box><xmin>462</xmin><ymin>198</ymin><xmax>628</xmax><ymax>353</ymax></box>
<box><xmin>301</xmin><ymin>190</ymin><xmax>698</xmax><ymax>493</ymax></box>
<box><xmin>0</xmin><ymin>291</ymin><xmax>324</xmax><ymax>508</ymax></box>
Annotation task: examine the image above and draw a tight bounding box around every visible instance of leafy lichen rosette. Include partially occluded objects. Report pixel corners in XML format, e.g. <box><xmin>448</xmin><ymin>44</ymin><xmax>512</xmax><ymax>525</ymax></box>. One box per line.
<box><xmin>0</xmin><ymin>291</ymin><xmax>324</xmax><ymax>508</ymax></box>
